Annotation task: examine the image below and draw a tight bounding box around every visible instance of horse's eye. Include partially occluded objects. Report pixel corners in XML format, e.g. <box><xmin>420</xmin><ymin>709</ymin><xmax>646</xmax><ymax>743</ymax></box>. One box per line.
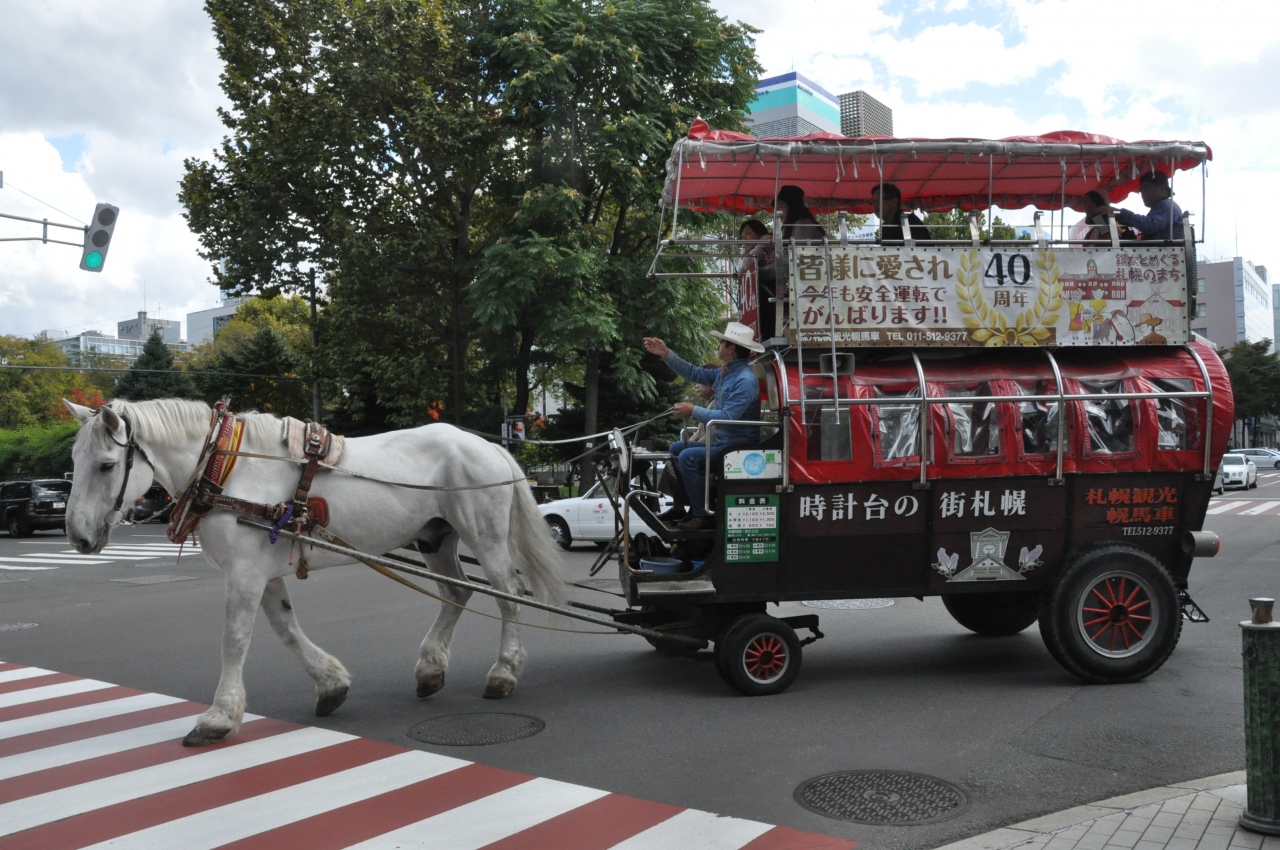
<box><xmin>99</xmin><ymin>462</ymin><xmax>116</xmax><ymax>472</ymax></box>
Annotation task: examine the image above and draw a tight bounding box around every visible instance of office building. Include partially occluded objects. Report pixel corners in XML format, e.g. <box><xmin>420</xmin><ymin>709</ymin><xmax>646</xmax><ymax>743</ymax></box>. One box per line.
<box><xmin>1191</xmin><ymin>257</ymin><xmax>1273</xmax><ymax>352</ymax></box>
<box><xmin>51</xmin><ymin>331</ymin><xmax>190</xmax><ymax>366</ymax></box>
<box><xmin>118</xmin><ymin>311</ymin><xmax>181</xmax><ymax>344</ymax></box>
<box><xmin>187</xmin><ymin>297</ymin><xmax>245</xmax><ymax>346</ymax></box>
<box><xmin>839</xmin><ymin>90</ymin><xmax>894</xmax><ymax>137</ymax></box>
<box><xmin>746</xmin><ymin>72</ymin><xmax>840</xmax><ymax>139</ymax></box>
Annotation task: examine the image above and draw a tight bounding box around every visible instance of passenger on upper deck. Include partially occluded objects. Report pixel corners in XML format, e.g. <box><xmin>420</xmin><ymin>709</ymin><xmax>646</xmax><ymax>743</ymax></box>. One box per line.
<box><xmin>776</xmin><ymin>185</ymin><xmax>826</xmax><ymax>242</ymax></box>
<box><xmin>872</xmin><ymin>183</ymin><xmax>927</xmax><ymax>244</ymax></box>
<box><xmin>1102</xmin><ymin>171</ymin><xmax>1184</xmax><ymax>241</ymax></box>
<box><xmin>740</xmin><ymin>219</ymin><xmax>778</xmax><ymax>339</ymax></box>
<box><xmin>643</xmin><ymin>322</ymin><xmax>763</xmax><ymax>530</ymax></box>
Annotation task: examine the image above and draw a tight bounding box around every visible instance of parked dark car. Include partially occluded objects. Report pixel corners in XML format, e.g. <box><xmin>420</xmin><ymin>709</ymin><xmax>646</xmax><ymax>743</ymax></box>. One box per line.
<box><xmin>1</xmin><ymin>479</ymin><xmax>72</xmax><ymax>537</ymax></box>
<box><xmin>128</xmin><ymin>484</ymin><xmax>174</xmax><ymax>524</ymax></box>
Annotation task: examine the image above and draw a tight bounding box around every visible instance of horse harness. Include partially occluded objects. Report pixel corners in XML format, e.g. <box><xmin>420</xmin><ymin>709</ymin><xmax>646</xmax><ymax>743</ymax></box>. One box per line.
<box><xmin>104</xmin><ymin>410</ymin><xmax>156</xmax><ymax>524</ymax></box>
<box><xmin>168</xmin><ymin>400</ymin><xmax>334</xmax><ymax>576</ymax></box>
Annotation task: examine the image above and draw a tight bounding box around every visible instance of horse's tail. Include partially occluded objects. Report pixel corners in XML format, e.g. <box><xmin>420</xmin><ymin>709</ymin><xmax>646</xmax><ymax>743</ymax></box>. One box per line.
<box><xmin>499</xmin><ymin>449</ymin><xmax>566</xmax><ymax>608</ymax></box>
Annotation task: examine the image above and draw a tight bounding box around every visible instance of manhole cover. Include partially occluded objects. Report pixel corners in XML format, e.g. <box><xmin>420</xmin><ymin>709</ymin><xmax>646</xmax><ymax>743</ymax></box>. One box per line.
<box><xmin>409</xmin><ymin>713</ymin><xmax>544</xmax><ymax>747</ymax></box>
<box><xmin>0</xmin><ymin>623</ymin><xmax>38</xmax><ymax>632</ymax></box>
<box><xmin>803</xmin><ymin>598</ymin><xmax>895</xmax><ymax>610</ymax></box>
<box><xmin>795</xmin><ymin>770</ymin><xmax>968</xmax><ymax>824</ymax></box>
<box><xmin>109</xmin><ymin>575</ymin><xmax>197</xmax><ymax>585</ymax></box>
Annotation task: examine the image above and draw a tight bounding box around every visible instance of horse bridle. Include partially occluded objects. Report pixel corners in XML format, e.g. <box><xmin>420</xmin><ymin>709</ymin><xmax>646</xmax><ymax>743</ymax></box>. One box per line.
<box><xmin>101</xmin><ymin>408</ymin><xmax>155</xmax><ymax>524</ymax></box>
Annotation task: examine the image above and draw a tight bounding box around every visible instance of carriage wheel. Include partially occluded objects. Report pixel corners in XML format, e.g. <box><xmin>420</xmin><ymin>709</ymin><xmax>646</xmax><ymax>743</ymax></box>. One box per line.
<box><xmin>1039</xmin><ymin>544</ymin><xmax>1180</xmax><ymax>683</ymax></box>
<box><xmin>544</xmin><ymin>517</ymin><xmax>572</xmax><ymax>551</ymax></box>
<box><xmin>943</xmin><ymin>591</ymin><xmax>1040</xmax><ymax>636</ymax></box>
<box><xmin>716</xmin><ymin>614</ymin><xmax>802</xmax><ymax>696</ymax></box>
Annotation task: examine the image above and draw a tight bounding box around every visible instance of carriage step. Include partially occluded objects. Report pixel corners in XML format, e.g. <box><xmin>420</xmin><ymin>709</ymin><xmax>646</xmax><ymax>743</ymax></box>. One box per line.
<box><xmin>636</xmin><ymin>579</ymin><xmax>717</xmax><ymax>598</ymax></box>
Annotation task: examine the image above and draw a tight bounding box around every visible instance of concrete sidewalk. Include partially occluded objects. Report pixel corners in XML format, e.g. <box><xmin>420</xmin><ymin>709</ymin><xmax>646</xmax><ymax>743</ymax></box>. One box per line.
<box><xmin>935</xmin><ymin>773</ymin><xmax>1279</xmax><ymax>850</ymax></box>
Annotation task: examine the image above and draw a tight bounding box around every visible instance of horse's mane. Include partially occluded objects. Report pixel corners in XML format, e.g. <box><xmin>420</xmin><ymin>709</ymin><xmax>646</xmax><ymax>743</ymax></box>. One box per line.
<box><xmin>80</xmin><ymin>398</ymin><xmax>285</xmax><ymax>451</ymax></box>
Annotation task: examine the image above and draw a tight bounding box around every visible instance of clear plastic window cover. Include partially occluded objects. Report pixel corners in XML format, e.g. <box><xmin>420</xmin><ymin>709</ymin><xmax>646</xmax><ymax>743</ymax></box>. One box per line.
<box><xmin>1014</xmin><ymin>382</ymin><xmax>1061</xmax><ymax>455</ymax></box>
<box><xmin>1152</xmin><ymin>378</ymin><xmax>1195</xmax><ymax>450</ymax></box>
<box><xmin>1079</xmin><ymin>380</ymin><xmax>1134</xmax><ymax>454</ymax></box>
<box><xmin>875</xmin><ymin>387</ymin><xmax>921</xmax><ymax>461</ymax></box>
<box><xmin>947</xmin><ymin>387</ymin><xmax>1000</xmax><ymax>457</ymax></box>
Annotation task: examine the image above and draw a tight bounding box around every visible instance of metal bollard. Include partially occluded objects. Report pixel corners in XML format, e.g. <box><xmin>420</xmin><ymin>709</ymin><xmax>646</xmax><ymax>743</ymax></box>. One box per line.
<box><xmin>1241</xmin><ymin>597</ymin><xmax>1280</xmax><ymax>835</ymax></box>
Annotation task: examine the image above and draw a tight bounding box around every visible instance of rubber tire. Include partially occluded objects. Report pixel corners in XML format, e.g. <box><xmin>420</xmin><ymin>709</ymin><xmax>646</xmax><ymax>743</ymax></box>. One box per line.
<box><xmin>545</xmin><ymin>517</ymin><xmax>572</xmax><ymax>551</ymax></box>
<box><xmin>943</xmin><ymin>591</ymin><xmax>1040</xmax><ymax>636</ymax></box>
<box><xmin>1250</xmin><ymin>476</ymin><xmax>1258</xmax><ymax>489</ymax></box>
<box><xmin>715</xmin><ymin>614</ymin><xmax>802</xmax><ymax>696</ymax></box>
<box><xmin>1038</xmin><ymin>544</ymin><xmax>1181</xmax><ymax>684</ymax></box>
<box><xmin>6</xmin><ymin>513</ymin><xmax>33</xmax><ymax>538</ymax></box>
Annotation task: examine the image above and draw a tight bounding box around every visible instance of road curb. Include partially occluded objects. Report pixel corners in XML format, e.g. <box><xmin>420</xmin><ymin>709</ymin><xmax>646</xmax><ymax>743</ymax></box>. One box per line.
<box><xmin>932</xmin><ymin>772</ymin><xmax>1247</xmax><ymax>850</ymax></box>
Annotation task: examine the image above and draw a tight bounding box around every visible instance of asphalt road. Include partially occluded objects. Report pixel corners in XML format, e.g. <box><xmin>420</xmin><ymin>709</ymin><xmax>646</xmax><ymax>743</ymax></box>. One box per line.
<box><xmin>1</xmin><ymin>485</ymin><xmax>1276</xmax><ymax>849</ymax></box>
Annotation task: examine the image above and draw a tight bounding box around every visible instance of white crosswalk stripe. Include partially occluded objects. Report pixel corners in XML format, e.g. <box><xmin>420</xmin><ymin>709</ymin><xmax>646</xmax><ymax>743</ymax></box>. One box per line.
<box><xmin>0</xmin><ymin>541</ymin><xmax>200</xmax><ymax>572</ymax></box>
<box><xmin>0</xmin><ymin>662</ymin><xmax>852</xmax><ymax>850</ymax></box>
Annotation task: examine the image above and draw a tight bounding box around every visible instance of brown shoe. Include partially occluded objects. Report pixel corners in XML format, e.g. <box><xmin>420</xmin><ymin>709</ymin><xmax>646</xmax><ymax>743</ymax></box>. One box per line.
<box><xmin>677</xmin><ymin>515</ymin><xmax>715</xmax><ymax>530</ymax></box>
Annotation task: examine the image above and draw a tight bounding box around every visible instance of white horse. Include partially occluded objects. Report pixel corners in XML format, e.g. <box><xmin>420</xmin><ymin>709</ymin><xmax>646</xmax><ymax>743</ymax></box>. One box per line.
<box><xmin>62</xmin><ymin>398</ymin><xmax>564</xmax><ymax>746</ymax></box>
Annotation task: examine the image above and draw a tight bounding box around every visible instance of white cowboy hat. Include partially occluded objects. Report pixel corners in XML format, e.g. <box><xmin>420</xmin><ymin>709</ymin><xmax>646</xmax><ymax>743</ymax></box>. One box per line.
<box><xmin>709</xmin><ymin>321</ymin><xmax>765</xmax><ymax>354</ymax></box>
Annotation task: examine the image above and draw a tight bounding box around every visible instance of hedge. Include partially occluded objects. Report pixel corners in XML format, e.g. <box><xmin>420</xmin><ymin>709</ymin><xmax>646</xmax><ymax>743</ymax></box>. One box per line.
<box><xmin>0</xmin><ymin>425</ymin><xmax>79</xmax><ymax>479</ymax></box>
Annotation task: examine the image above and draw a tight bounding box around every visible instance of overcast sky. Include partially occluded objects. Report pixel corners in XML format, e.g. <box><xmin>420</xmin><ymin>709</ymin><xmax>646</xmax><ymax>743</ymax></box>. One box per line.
<box><xmin>1</xmin><ymin>0</ymin><xmax>1275</xmax><ymax>340</ymax></box>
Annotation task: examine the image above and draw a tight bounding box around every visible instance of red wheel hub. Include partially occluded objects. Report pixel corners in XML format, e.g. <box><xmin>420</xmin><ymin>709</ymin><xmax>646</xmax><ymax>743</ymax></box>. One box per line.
<box><xmin>745</xmin><ymin>633</ymin><xmax>788</xmax><ymax>681</ymax></box>
<box><xmin>1082</xmin><ymin>576</ymin><xmax>1152</xmax><ymax>652</ymax></box>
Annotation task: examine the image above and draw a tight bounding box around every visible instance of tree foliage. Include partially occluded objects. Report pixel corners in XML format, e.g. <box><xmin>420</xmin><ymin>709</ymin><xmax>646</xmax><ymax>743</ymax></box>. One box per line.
<box><xmin>188</xmin><ymin>295</ymin><xmax>312</xmax><ymax>415</ymax></box>
<box><xmin>113</xmin><ymin>331</ymin><xmax>197</xmax><ymax>401</ymax></box>
<box><xmin>0</xmin><ymin>336</ymin><xmax>87</xmax><ymax>428</ymax></box>
<box><xmin>1224</xmin><ymin>339</ymin><xmax>1280</xmax><ymax>422</ymax></box>
<box><xmin>921</xmin><ymin>209</ymin><xmax>1023</xmax><ymax>241</ymax></box>
<box><xmin>181</xmin><ymin>0</ymin><xmax>761</xmax><ymax>433</ymax></box>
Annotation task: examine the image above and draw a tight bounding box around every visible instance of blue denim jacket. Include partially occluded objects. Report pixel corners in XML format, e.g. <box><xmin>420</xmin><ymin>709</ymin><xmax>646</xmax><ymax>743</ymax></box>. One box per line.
<box><xmin>665</xmin><ymin>352</ymin><xmax>761</xmax><ymax>446</ymax></box>
<box><xmin>1116</xmin><ymin>199</ymin><xmax>1184</xmax><ymax>241</ymax></box>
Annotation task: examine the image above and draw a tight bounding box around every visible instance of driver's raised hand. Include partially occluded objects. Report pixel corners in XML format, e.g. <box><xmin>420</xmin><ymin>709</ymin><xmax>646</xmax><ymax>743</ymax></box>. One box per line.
<box><xmin>642</xmin><ymin>337</ymin><xmax>669</xmax><ymax>358</ymax></box>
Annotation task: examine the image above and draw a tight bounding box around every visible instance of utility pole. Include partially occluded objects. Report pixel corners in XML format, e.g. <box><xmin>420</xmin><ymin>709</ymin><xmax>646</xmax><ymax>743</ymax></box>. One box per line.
<box><xmin>308</xmin><ymin>267</ymin><xmax>322</xmax><ymax>423</ymax></box>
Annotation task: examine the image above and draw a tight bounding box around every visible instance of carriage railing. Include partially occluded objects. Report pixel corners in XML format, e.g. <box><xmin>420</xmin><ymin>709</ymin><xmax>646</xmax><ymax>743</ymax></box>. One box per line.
<box><xmin>765</xmin><ymin>345</ymin><xmax>1215</xmax><ymax>488</ymax></box>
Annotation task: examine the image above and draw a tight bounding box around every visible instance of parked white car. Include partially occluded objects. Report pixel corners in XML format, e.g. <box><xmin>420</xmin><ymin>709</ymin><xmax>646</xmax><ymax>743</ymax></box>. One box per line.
<box><xmin>1236</xmin><ymin>447</ymin><xmax>1280</xmax><ymax>469</ymax></box>
<box><xmin>1220</xmin><ymin>453</ymin><xmax>1258</xmax><ymax>489</ymax></box>
<box><xmin>538</xmin><ymin>477</ymin><xmax>673</xmax><ymax>550</ymax></box>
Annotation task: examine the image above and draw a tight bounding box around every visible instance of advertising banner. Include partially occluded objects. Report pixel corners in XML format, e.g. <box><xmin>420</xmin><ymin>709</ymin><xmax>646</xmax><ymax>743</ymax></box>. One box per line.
<box><xmin>788</xmin><ymin>245</ymin><xmax>1189</xmax><ymax>348</ymax></box>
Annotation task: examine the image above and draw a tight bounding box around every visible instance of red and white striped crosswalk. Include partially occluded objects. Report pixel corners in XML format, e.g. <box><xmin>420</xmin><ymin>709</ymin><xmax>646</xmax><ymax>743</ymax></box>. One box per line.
<box><xmin>0</xmin><ymin>662</ymin><xmax>853</xmax><ymax>850</ymax></box>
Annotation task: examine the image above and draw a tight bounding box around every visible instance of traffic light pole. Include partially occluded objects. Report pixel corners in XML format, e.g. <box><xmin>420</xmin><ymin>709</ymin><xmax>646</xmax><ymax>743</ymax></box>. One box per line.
<box><xmin>0</xmin><ymin>210</ymin><xmax>86</xmax><ymax>248</ymax></box>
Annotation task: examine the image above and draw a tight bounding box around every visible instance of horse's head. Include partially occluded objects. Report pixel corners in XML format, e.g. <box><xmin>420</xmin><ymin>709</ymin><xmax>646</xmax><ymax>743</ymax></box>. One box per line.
<box><xmin>63</xmin><ymin>400</ymin><xmax>155</xmax><ymax>554</ymax></box>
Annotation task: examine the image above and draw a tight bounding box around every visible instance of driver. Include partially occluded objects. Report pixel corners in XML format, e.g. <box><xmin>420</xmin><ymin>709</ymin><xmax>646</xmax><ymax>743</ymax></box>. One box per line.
<box><xmin>643</xmin><ymin>322</ymin><xmax>763</xmax><ymax>530</ymax></box>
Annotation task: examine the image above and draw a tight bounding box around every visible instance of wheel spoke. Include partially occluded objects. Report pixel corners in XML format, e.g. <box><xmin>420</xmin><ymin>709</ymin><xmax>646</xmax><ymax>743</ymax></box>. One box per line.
<box><xmin>1123</xmin><ymin>582</ymin><xmax>1145</xmax><ymax>607</ymax></box>
<box><xmin>1129</xmin><ymin>614</ymin><xmax>1152</xmax><ymax>622</ymax></box>
<box><xmin>1083</xmin><ymin>614</ymin><xmax>1111</xmax><ymax>627</ymax></box>
<box><xmin>1128</xmin><ymin>599</ymin><xmax>1151</xmax><ymax>612</ymax></box>
<box><xmin>1091</xmin><ymin>623</ymin><xmax>1112</xmax><ymax>643</ymax></box>
<box><xmin>1125</xmin><ymin>621</ymin><xmax>1145</xmax><ymax>640</ymax></box>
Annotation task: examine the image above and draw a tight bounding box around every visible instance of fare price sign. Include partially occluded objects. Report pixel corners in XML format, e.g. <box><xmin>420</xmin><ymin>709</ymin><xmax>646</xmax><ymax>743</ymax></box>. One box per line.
<box><xmin>725</xmin><ymin>494</ymin><xmax>780</xmax><ymax>563</ymax></box>
<box><xmin>789</xmin><ymin>245</ymin><xmax>1188</xmax><ymax>348</ymax></box>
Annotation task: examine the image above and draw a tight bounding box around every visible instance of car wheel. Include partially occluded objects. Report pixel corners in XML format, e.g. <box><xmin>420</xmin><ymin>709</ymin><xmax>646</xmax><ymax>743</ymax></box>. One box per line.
<box><xmin>6</xmin><ymin>512</ymin><xmax>34</xmax><ymax>538</ymax></box>
<box><xmin>544</xmin><ymin>517</ymin><xmax>572</xmax><ymax>551</ymax></box>
<box><xmin>943</xmin><ymin>591</ymin><xmax>1040</xmax><ymax>636</ymax></box>
<box><xmin>1038</xmin><ymin>544</ymin><xmax>1181</xmax><ymax>684</ymax></box>
<box><xmin>715</xmin><ymin>613</ymin><xmax>802</xmax><ymax>696</ymax></box>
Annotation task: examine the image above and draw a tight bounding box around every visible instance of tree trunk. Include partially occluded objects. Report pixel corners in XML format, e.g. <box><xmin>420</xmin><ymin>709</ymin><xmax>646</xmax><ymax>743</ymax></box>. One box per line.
<box><xmin>513</xmin><ymin>324</ymin><xmax>535</xmax><ymax>427</ymax></box>
<box><xmin>582</xmin><ymin>349</ymin><xmax>601</xmax><ymax>494</ymax></box>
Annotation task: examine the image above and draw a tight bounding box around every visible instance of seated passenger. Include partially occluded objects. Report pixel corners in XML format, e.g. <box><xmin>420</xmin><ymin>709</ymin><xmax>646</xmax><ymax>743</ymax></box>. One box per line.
<box><xmin>1074</xmin><ymin>189</ymin><xmax>1135</xmax><ymax>241</ymax></box>
<box><xmin>643</xmin><ymin>322</ymin><xmax>763</xmax><ymax>530</ymax></box>
<box><xmin>1100</xmin><ymin>171</ymin><xmax>1184</xmax><ymax>241</ymax></box>
<box><xmin>872</xmin><ymin>183</ymin><xmax>927</xmax><ymax>243</ymax></box>
<box><xmin>777</xmin><ymin>185</ymin><xmax>826</xmax><ymax>242</ymax></box>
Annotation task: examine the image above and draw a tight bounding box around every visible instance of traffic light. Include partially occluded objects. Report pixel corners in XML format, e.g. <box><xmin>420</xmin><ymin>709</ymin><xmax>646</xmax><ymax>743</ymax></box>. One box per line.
<box><xmin>79</xmin><ymin>203</ymin><xmax>119</xmax><ymax>272</ymax></box>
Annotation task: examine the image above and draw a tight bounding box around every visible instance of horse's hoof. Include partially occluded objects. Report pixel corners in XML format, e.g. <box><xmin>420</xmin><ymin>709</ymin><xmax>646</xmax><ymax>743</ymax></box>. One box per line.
<box><xmin>416</xmin><ymin>673</ymin><xmax>445</xmax><ymax>698</ymax></box>
<box><xmin>182</xmin><ymin>726</ymin><xmax>229</xmax><ymax>747</ymax></box>
<box><xmin>316</xmin><ymin>686</ymin><xmax>349</xmax><ymax>717</ymax></box>
<box><xmin>482</xmin><ymin>679</ymin><xmax>515</xmax><ymax>699</ymax></box>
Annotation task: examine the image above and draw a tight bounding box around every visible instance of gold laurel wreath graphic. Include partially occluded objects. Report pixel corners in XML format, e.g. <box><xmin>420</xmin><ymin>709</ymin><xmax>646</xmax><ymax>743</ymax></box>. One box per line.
<box><xmin>955</xmin><ymin>249</ymin><xmax>1063</xmax><ymax>346</ymax></box>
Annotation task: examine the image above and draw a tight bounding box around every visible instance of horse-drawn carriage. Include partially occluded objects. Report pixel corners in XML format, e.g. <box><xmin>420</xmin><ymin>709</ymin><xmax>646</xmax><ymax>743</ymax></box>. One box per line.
<box><xmin>617</xmin><ymin>125</ymin><xmax>1226</xmax><ymax>695</ymax></box>
<box><xmin>60</xmin><ymin>126</ymin><xmax>1227</xmax><ymax>747</ymax></box>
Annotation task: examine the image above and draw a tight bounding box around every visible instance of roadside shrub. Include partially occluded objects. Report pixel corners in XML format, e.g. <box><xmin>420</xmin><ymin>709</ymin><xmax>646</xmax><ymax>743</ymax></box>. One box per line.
<box><xmin>0</xmin><ymin>424</ymin><xmax>79</xmax><ymax>478</ymax></box>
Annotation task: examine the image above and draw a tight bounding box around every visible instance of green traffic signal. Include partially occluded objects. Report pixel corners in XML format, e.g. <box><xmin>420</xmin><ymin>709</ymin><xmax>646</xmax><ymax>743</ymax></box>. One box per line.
<box><xmin>84</xmin><ymin>251</ymin><xmax>104</xmax><ymax>269</ymax></box>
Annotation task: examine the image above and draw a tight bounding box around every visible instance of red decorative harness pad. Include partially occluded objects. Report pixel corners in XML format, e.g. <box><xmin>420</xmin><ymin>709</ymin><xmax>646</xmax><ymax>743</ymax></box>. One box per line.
<box><xmin>167</xmin><ymin>403</ymin><xmax>245</xmax><ymax>544</ymax></box>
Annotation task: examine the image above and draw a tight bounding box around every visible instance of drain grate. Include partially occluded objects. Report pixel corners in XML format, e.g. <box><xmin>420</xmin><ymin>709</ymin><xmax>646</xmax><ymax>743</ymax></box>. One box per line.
<box><xmin>0</xmin><ymin>623</ymin><xmax>38</xmax><ymax>632</ymax></box>
<box><xmin>802</xmin><ymin>599</ymin><xmax>895</xmax><ymax>610</ymax></box>
<box><xmin>109</xmin><ymin>575</ymin><xmax>197</xmax><ymax>585</ymax></box>
<box><xmin>408</xmin><ymin>713</ymin><xmax>545</xmax><ymax>747</ymax></box>
<box><xmin>795</xmin><ymin>770</ymin><xmax>968</xmax><ymax>824</ymax></box>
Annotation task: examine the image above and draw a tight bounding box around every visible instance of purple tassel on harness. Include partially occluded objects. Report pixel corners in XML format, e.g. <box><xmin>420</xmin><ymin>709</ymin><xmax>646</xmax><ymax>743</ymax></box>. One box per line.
<box><xmin>269</xmin><ymin>503</ymin><xmax>294</xmax><ymax>544</ymax></box>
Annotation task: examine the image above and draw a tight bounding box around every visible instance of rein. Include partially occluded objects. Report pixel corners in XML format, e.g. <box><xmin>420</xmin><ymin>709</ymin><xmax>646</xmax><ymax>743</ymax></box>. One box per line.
<box><xmin>102</xmin><ymin>409</ymin><xmax>155</xmax><ymax>524</ymax></box>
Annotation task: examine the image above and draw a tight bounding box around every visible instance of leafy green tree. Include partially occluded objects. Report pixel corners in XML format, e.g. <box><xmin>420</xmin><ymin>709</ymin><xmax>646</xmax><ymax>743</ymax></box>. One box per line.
<box><xmin>0</xmin><ymin>336</ymin><xmax>83</xmax><ymax>427</ymax></box>
<box><xmin>181</xmin><ymin>0</ymin><xmax>760</xmax><ymax>434</ymax></box>
<box><xmin>193</xmin><ymin>327</ymin><xmax>308</xmax><ymax>415</ymax></box>
<box><xmin>1224</xmin><ymin>339</ymin><xmax>1280</xmax><ymax>443</ymax></box>
<box><xmin>922</xmin><ymin>209</ymin><xmax>1023</xmax><ymax>240</ymax></box>
<box><xmin>114</xmin><ymin>331</ymin><xmax>196</xmax><ymax>401</ymax></box>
